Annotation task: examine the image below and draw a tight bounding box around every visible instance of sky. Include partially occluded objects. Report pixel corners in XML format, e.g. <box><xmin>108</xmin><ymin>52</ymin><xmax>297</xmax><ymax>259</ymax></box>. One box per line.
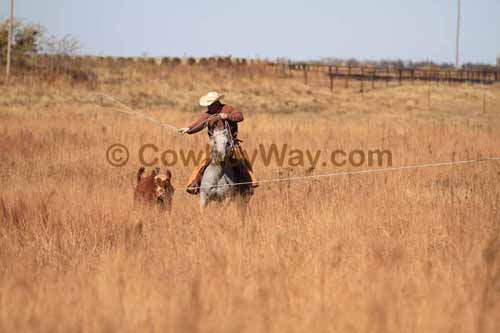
<box><xmin>1</xmin><ymin>0</ymin><xmax>499</xmax><ymax>64</ymax></box>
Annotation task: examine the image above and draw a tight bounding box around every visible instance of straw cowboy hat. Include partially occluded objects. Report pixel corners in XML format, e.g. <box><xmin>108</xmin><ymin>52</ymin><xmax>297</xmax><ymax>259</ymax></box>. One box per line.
<box><xmin>199</xmin><ymin>91</ymin><xmax>225</xmax><ymax>107</ymax></box>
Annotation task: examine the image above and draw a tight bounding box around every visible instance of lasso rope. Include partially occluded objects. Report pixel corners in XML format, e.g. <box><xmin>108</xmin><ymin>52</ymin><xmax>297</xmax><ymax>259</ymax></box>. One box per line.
<box><xmin>92</xmin><ymin>93</ymin><xmax>500</xmax><ymax>190</ymax></box>
<box><xmin>94</xmin><ymin>92</ymin><xmax>219</xmax><ymax>132</ymax></box>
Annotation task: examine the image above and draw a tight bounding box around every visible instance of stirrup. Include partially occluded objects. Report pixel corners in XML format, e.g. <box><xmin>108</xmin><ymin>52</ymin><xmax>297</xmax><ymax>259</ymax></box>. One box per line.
<box><xmin>186</xmin><ymin>186</ymin><xmax>200</xmax><ymax>195</ymax></box>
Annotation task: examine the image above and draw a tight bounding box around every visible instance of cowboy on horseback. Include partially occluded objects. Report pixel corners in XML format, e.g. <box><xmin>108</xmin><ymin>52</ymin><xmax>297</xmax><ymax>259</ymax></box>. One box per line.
<box><xmin>178</xmin><ymin>91</ymin><xmax>258</xmax><ymax>194</ymax></box>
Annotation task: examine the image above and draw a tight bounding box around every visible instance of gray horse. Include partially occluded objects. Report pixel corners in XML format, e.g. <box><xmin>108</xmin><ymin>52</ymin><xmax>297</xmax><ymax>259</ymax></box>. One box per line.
<box><xmin>199</xmin><ymin>127</ymin><xmax>252</xmax><ymax>212</ymax></box>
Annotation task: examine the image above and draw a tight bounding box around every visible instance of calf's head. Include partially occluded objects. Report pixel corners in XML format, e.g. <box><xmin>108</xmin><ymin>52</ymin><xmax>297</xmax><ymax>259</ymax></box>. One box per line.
<box><xmin>135</xmin><ymin>167</ymin><xmax>174</xmax><ymax>209</ymax></box>
<box><xmin>152</xmin><ymin>170</ymin><xmax>172</xmax><ymax>203</ymax></box>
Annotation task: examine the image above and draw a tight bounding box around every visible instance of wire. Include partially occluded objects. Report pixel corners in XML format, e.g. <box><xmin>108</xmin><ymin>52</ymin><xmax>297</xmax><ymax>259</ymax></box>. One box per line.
<box><xmin>187</xmin><ymin>156</ymin><xmax>500</xmax><ymax>190</ymax></box>
<box><xmin>91</xmin><ymin>93</ymin><xmax>500</xmax><ymax>191</ymax></box>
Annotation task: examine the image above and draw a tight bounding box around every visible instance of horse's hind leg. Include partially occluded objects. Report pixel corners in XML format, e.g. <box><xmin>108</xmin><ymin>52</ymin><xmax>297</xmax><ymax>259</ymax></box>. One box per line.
<box><xmin>234</xmin><ymin>194</ymin><xmax>251</xmax><ymax>222</ymax></box>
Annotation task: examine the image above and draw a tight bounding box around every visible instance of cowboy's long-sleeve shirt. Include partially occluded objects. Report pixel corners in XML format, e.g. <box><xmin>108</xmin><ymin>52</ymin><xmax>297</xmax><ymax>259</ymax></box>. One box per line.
<box><xmin>186</xmin><ymin>105</ymin><xmax>243</xmax><ymax>138</ymax></box>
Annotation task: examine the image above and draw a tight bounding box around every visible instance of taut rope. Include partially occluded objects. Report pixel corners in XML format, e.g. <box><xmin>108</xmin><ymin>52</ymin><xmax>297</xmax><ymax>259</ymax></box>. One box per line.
<box><xmin>188</xmin><ymin>156</ymin><xmax>500</xmax><ymax>190</ymax></box>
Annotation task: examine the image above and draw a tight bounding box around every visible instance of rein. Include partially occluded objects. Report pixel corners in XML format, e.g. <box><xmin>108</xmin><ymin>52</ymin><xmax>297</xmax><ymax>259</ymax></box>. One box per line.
<box><xmin>224</xmin><ymin>120</ymin><xmax>236</xmax><ymax>155</ymax></box>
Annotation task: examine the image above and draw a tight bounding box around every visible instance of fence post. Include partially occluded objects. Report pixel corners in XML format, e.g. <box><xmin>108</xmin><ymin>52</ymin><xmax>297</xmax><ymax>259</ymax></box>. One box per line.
<box><xmin>360</xmin><ymin>67</ymin><xmax>364</xmax><ymax>93</ymax></box>
<box><xmin>345</xmin><ymin>66</ymin><xmax>351</xmax><ymax>89</ymax></box>
<box><xmin>303</xmin><ymin>65</ymin><xmax>308</xmax><ymax>85</ymax></box>
<box><xmin>328</xmin><ymin>66</ymin><xmax>333</xmax><ymax>92</ymax></box>
<box><xmin>427</xmin><ymin>87</ymin><xmax>431</xmax><ymax>109</ymax></box>
<box><xmin>483</xmin><ymin>90</ymin><xmax>486</xmax><ymax>113</ymax></box>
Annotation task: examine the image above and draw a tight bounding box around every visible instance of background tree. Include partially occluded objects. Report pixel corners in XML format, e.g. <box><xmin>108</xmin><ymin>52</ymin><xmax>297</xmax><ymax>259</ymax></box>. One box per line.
<box><xmin>1</xmin><ymin>18</ymin><xmax>80</xmax><ymax>66</ymax></box>
<box><xmin>0</xmin><ymin>19</ymin><xmax>41</xmax><ymax>65</ymax></box>
<box><xmin>39</xmin><ymin>33</ymin><xmax>80</xmax><ymax>56</ymax></box>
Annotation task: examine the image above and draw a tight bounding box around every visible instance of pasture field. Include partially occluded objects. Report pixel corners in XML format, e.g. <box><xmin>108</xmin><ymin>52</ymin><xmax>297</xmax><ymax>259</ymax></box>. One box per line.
<box><xmin>1</xmin><ymin>64</ymin><xmax>500</xmax><ymax>332</ymax></box>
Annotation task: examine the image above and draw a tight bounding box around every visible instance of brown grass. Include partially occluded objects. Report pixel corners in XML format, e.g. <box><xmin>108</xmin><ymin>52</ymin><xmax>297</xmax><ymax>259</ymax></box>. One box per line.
<box><xmin>1</xmin><ymin>63</ymin><xmax>500</xmax><ymax>332</ymax></box>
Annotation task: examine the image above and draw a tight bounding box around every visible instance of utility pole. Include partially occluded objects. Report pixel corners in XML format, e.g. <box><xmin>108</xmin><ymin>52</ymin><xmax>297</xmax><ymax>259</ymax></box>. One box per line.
<box><xmin>497</xmin><ymin>54</ymin><xmax>500</xmax><ymax>81</ymax></box>
<box><xmin>455</xmin><ymin>0</ymin><xmax>461</xmax><ymax>69</ymax></box>
<box><xmin>6</xmin><ymin>0</ymin><xmax>14</xmax><ymax>84</ymax></box>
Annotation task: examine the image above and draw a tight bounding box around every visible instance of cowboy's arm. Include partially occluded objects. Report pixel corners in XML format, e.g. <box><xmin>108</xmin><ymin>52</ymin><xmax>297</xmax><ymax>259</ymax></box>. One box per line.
<box><xmin>222</xmin><ymin>106</ymin><xmax>243</xmax><ymax>122</ymax></box>
<box><xmin>186</xmin><ymin>114</ymin><xmax>210</xmax><ymax>134</ymax></box>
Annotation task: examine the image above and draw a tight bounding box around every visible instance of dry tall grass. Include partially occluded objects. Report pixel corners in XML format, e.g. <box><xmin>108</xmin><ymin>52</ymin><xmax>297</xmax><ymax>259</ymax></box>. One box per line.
<box><xmin>1</xmin><ymin>63</ymin><xmax>500</xmax><ymax>332</ymax></box>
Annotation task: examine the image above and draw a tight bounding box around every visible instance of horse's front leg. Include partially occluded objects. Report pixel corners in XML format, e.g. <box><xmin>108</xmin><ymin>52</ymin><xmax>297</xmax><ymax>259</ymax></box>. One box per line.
<box><xmin>200</xmin><ymin>190</ymin><xmax>209</xmax><ymax>209</ymax></box>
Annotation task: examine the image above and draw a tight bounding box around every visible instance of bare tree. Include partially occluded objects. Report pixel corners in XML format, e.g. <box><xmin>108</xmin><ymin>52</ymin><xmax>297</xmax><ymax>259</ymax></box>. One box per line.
<box><xmin>39</xmin><ymin>33</ymin><xmax>80</xmax><ymax>56</ymax></box>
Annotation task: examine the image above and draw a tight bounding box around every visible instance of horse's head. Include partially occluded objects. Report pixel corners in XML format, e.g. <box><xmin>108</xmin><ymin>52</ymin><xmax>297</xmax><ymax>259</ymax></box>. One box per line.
<box><xmin>210</xmin><ymin>128</ymin><xmax>232</xmax><ymax>163</ymax></box>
